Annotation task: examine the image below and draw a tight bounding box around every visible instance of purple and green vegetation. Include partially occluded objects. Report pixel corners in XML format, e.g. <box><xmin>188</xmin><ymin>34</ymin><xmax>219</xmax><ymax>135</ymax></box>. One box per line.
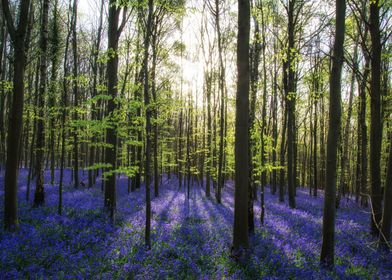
<box><xmin>1</xmin><ymin>170</ymin><xmax>390</xmax><ymax>279</ymax></box>
<box><xmin>1</xmin><ymin>0</ymin><xmax>391</xmax><ymax>279</ymax></box>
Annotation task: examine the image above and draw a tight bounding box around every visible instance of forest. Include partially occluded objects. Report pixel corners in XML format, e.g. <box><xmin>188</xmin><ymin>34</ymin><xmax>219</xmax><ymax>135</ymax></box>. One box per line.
<box><xmin>0</xmin><ymin>0</ymin><xmax>391</xmax><ymax>278</ymax></box>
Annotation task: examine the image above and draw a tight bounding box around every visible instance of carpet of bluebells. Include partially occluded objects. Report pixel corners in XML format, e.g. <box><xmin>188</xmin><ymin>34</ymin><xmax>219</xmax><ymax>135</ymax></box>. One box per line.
<box><xmin>0</xmin><ymin>169</ymin><xmax>391</xmax><ymax>279</ymax></box>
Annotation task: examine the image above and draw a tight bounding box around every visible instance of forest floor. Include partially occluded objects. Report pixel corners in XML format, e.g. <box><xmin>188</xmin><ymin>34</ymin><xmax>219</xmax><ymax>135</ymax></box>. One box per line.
<box><xmin>0</xmin><ymin>169</ymin><xmax>391</xmax><ymax>279</ymax></box>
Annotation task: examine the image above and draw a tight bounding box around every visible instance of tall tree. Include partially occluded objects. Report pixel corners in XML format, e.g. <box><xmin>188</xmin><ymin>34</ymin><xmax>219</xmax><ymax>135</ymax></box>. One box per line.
<box><xmin>379</xmin><ymin>132</ymin><xmax>392</xmax><ymax>249</ymax></box>
<box><xmin>58</xmin><ymin>0</ymin><xmax>74</xmax><ymax>215</ymax></box>
<box><xmin>104</xmin><ymin>0</ymin><xmax>127</xmax><ymax>222</ymax></box>
<box><xmin>248</xmin><ymin>0</ymin><xmax>261</xmax><ymax>234</ymax></box>
<box><xmin>337</xmin><ymin>39</ymin><xmax>357</xmax><ymax>207</ymax></box>
<box><xmin>88</xmin><ymin>0</ymin><xmax>104</xmax><ymax>188</ymax></box>
<box><xmin>259</xmin><ymin>0</ymin><xmax>268</xmax><ymax>224</ymax></box>
<box><xmin>207</xmin><ymin>0</ymin><xmax>226</xmax><ymax>204</ymax></box>
<box><xmin>284</xmin><ymin>0</ymin><xmax>298</xmax><ymax>209</ymax></box>
<box><xmin>144</xmin><ymin>0</ymin><xmax>154</xmax><ymax>250</ymax></box>
<box><xmin>2</xmin><ymin>0</ymin><xmax>31</xmax><ymax>231</ymax></box>
<box><xmin>369</xmin><ymin>0</ymin><xmax>382</xmax><ymax>236</ymax></box>
<box><xmin>33</xmin><ymin>0</ymin><xmax>50</xmax><ymax>207</ymax></box>
<box><xmin>320</xmin><ymin>0</ymin><xmax>346</xmax><ymax>268</ymax></box>
<box><xmin>232</xmin><ymin>0</ymin><xmax>250</xmax><ymax>259</ymax></box>
<box><xmin>71</xmin><ymin>0</ymin><xmax>79</xmax><ymax>189</ymax></box>
<box><xmin>48</xmin><ymin>0</ymin><xmax>60</xmax><ymax>185</ymax></box>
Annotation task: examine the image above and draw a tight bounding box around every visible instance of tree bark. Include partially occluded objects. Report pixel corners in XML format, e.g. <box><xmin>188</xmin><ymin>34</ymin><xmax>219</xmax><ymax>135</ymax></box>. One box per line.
<box><xmin>144</xmin><ymin>0</ymin><xmax>154</xmax><ymax>250</ymax></box>
<box><xmin>232</xmin><ymin>0</ymin><xmax>250</xmax><ymax>258</ymax></box>
<box><xmin>33</xmin><ymin>0</ymin><xmax>50</xmax><ymax>207</ymax></box>
<box><xmin>104</xmin><ymin>0</ymin><xmax>124</xmax><ymax>223</ymax></box>
<box><xmin>320</xmin><ymin>0</ymin><xmax>345</xmax><ymax>268</ymax></box>
<box><xmin>379</xmin><ymin>132</ymin><xmax>392</xmax><ymax>249</ymax></box>
<box><xmin>72</xmin><ymin>0</ymin><xmax>79</xmax><ymax>189</ymax></box>
<box><xmin>369</xmin><ymin>0</ymin><xmax>382</xmax><ymax>236</ymax></box>
<box><xmin>2</xmin><ymin>0</ymin><xmax>31</xmax><ymax>231</ymax></box>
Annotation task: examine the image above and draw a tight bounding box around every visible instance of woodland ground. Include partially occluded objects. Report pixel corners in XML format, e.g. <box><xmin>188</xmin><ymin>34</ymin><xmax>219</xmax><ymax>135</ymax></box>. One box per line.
<box><xmin>0</xmin><ymin>169</ymin><xmax>391</xmax><ymax>279</ymax></box>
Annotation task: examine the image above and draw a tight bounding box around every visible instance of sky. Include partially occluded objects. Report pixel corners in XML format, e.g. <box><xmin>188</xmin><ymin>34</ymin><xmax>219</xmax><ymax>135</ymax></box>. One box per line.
<box><xmin>76</xmin><ymin>0</ymin><xmax>232</xmax><ymax>107</ymax></box>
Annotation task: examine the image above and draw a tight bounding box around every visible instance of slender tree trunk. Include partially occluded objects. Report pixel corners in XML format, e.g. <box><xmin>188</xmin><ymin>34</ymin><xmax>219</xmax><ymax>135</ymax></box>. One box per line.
<box><xmin>369</xmin><ymin>0</ymin><xmax>382</xmax><ymax>236</ymax></box>
<box><xmin>313</xmin><ymin>96</ymin><xmax>318</xmax><ymax>197</ymax></box>
<box><xmin>320</xmin><ymin>0</ymin><xmax>345</xmax><ymax>268</ymax></box>
<box><xmin>72</xmin><ymin>0</ymin><xmax>79</xmax><ymax>188</ymax></box>
<box><xmin>379</xmin><ymin>132</ymin><xmax>392</xmax><ymax>249</ymax></box>
<box><xmin>279</xmin><ymin>107</ymin><xmax>287</xmax><ymax>202</ymax></box>
<box><xmin>337</xmin><ymin>45</ymin><xmax>356</xmax><ymax>208</ymax></box>
<box><xmin>359</xmin><ymin>58</ymin><xmax>370</xmax><ymax>207</ymax></box>
<box><xmin>151</xmin><ymin>26</ymin><xmax>159</xmax><ymax>198</ymax></box>
<box><xmin>206</xmin><ymin>72</ymin><xmax>212</xmax><ymax>197</ymax></box>
<box><xmin>59</xmin><ymin>0</ymin><xmax>73</xmax><ymax>215</ymax></box>
<box><xmin>144</xmin><ymin>0</ymin><xmax>154</xmax><ymax>250</ymax></box>
<box><xmin>2</xmin><ymin>0</ymin><xmax>31</xmax><ymax>231</ymax></box>
<box><xmin>33</xmin><ymin>0</ymin><xmax>50</xmax><ymax>207</ymax></box>
<box><xmin>214</xmin><ymin>0</ymin><xmax>225</xmax><ymax>205</ymax></box>
<box><xmin>232</xmin><ymin>0</ymin><xmax>250</xmax><ymax>258</ymax></box>
<box><xmin>319</xmin><ymin>93</ymin><xmax>326</xmax><ymax>190</ymax></box>
<box><xmin>48</xmin><ymin>0</ymin><xmax>60</xmax><ymax>185</ymax></box>
<box><xmin>259</xmin><ymin>0</ymin><xmax>267</xmax><ymax>224</ymax></box>
<box><xmin>27</xmin><ymin>62</ymin><xmax>39</xmax><ymax>202</ymax></box>
<box><xmin>248</xmin><ymin>1</ymin><xmax>261</xmax><ymax>234</ymax></box>
<box><xmin>186</xmin><ymin>104</ymin><xmax>192</xmax><ymax>200</ymax></box>
<box><xmin>104</xmin><ymin>0</ymin><xmax>124</xmax><ymax>223</ymax></box>
<box><xmin>0</xmin><ymin>16</ymin><xmax>7</xmax><ymax>168</ymax></box>
<box><xmin>271</xmin><ymin>29</ymin><xmax>278</xmax><ymax>196</ymax></box>
<box><xmin>88</xmin><ymin>0</ymin><xmax>104</xmax><ymax>189</ymax></box>
<box><xmin>285</xmin><ymin>0</ymin><xmax>296</xmax><ymax>209</ymax></box>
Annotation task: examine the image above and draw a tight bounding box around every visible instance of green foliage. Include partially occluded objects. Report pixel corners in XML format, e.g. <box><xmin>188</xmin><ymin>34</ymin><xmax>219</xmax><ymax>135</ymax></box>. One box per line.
<box><xmin>0</xmin><ymin>80</ymin><xmax>13</xmax><ymax>93</ymax></box>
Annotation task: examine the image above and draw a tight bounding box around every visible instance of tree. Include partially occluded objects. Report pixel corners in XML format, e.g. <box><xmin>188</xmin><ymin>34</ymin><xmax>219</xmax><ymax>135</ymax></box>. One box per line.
<box><xmin>284</xmin><ymin>0</ymin><xmax>299</xmax><ymax>209</ymax></box>
<box><xmin>104</xmin><ymin>0</ymin><xmax>128</xmax><ymax>223</ymax></box>
<box><xmin>2</xmin><ymin>0</ymin><xmax>31</xmax><ymax>231</ymax></box>
<box><xmin>248</xmin><ymin>0</ymin><xmax>261</xmax><ymax>234</ymax></box>
<box><xmin>48</xmin><ymin>0</ymin><xmax>60</xmax><ymax>185</ymax></box>
<box><xmin>58</xmin><ymin>0</ymin><xmax>74</xmax><ymax>215</ymax></box>
<box><xmin>369</xmin><ymin>0</ymin><xmax>382</xmax><ymax>236</ymax></box>
<box><xmin>33</xmin><ymin>0</ymin><xmax>50</xmax><ymax>207</ymax></box>
<box><xmin>337</xmin><ymin>37</ymin><xmax>357</xmax><ymax>208</ymax></box>
<box><xmin>259</xmin><ymin>0</ymin><xmax>268</xmax><ymax>224</ymax></box>
<box><xmin>320</xmin><ymin>0</ymin><xmax>346</xmax><ymax>268</ymax></box>
<box><xmin>144</xmin><ymin>0</ymin><xmax>154</xmax><ymax>250</ymax></box>
<box><xmin>88</xmin><ymin>0</ymin><xmax>104</xmax><ymax>189</ymax></box>
<box><xmin>201</xmin><ymin>8</ymin><xmax>213</xmax><ymax>198</ymax></box>
<box><xmin>232</xmin><ymin>0</ymin><xmax>250</xmax><ymax>259</ymax></box>
<box><xmin>71</xmin><ymin>0</ymin><xmax>79</xmax><ymax>189</ymax></box>
<box><xmin>379</xmin><ymin>132</ymin><xmax>392</xmax><ymax>249</ymax></box>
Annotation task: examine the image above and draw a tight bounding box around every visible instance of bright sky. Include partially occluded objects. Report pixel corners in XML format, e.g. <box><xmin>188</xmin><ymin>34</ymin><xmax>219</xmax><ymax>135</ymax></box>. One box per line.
<box><xmin>77</xmin><ymin>0</ymin><xmax>229</xmax><ymax>107</ymax></box>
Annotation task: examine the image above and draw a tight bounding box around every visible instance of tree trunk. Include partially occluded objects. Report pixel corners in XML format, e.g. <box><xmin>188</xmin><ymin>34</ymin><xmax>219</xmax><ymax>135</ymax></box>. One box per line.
<box><xmin>104</xmin><ymin>0</ymin><xmax>123</xmax><ymax>223</ymax></box>
<box><xmin>320</xmin><ymin>0</ymin><xmax>345</xmax><ymax>268</ymax></box>
<box><xmin>144</xmin><ymin>0</ymin><xmax>154</xmax><ymax>250</ymax></box>
<box><xmin>369</xmin><ymin>0</ymin><xmax>382</xmax><ymax>236</ymax></box>
<box><xmin>33</xmin><ymin>0</ymin><xmax>50</xmax><ymax>207</ymax></box>
<box><xmin>379</xmin><ymin>132</ymin><xmax>392</xmax><ymax>249</ymax></box>
<box><xmin>151</xmin><ymin>25</ymin><xmax>159</xmax><ymax>198</ymax></box>
<box><xmin>285</xmin><ymin>0</ymin><xmax>297</xmax><ymax>209</ymax></box>
<box><xmin>48</xmin><ymin>0</ymin><xmax>60</xmax><ymax>185</ymax></box>
<box><xmin>336</xmin><ymin>44</ymin><xmax>357</xmax><ymax>208</ymax></box>
<box><xmin>214</xmin><ymin>0</ymin><xmax>225</xmax><ymax>205</ymax></box>
<box><xmin>88</xmin><ymin>0</ymin><xmax>104</xmax><ymax>189</ymax></box>
<box><xmin>59</xmin><ymin>0</ymin><xmax>74</xmax><ymax>215</ymax></box>
<box><xmin>2</xmin><ymin>0</ymin><xmax>31</xmax><ymax>231</ymax></box>
<box><xmin>259</xmin><ymin>0</ymin><xmax>267</xmax><ymax>224</ymax></box>
<box><xmin>232</xmin><ymin>0</ymin><xmax>250</xmax><ymax>258</ymax></box>
<box><xmin>72</xmin><ymin>0</ymin><xmax>79</xmax><ymax>189</ymax></box>
<box><xmin>248</xmin><ymin>1</ymin><xmax>261</xmax><ymax>234</ymax></box>
<box><xmin>279</xmin><ymin>106</ymin><xmax>287</xmax><ymax>202</ymax></box>
<box><xmin>205</xmin><ymin>71</ymin><xmax>212</xmax><ymax>197</ymax></box>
